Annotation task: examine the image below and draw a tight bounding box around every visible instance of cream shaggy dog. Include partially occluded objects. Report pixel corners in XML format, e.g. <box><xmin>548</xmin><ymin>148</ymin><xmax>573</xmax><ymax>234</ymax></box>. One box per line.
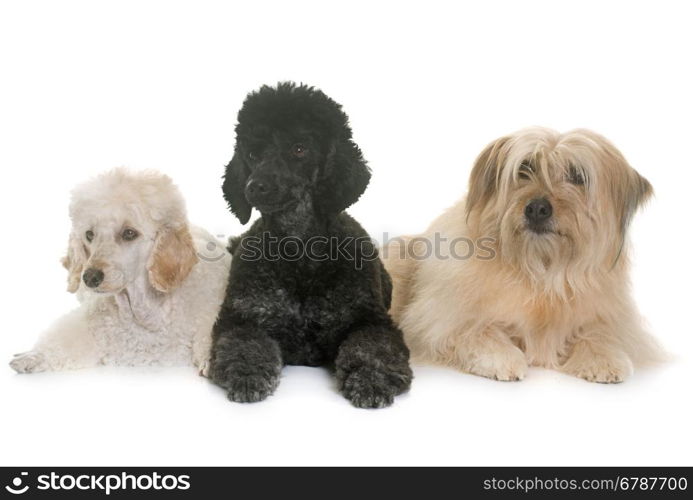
<box><xmin>10</xmin><ymin>168</ymin><xmax>231</xmax><ymax>375</ymax></box>
<box><xmin>383</xmin><ymin>128</ymin><xmax>663</xmax><ymax>383</ymax></box>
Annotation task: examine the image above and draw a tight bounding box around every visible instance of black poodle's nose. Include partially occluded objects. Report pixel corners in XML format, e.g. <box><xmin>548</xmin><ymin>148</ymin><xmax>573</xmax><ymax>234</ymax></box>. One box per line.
<box><xmin>245</xmin><ymin>178</ymin><xmax>278</xmax><ymax>206</ymax></box>
<box><xmin>525</xmin><ymin>198</ymin><xmax>553</xmax><ymax>225</ymax></box>
<box><xmin>246</xmin><ymin>179</ymin><xmax>270</xmax><ymax>196</ymax></box>
<box><xmin>83</xmin><ymin>268</ymin><xmax>104</xmax><ymax>288</ymax></box>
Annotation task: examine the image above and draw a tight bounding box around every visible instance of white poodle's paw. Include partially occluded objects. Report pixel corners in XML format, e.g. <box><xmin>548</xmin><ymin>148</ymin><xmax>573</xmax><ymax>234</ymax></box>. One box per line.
<box><xmin>565</xmin><ymin>353</ymin><xmax>633</xmax><ymax>384</ymax></box>
<box><xmin>195</xmin><ymin>357</ymin><xmax>211</xmax><ymax>378</ymax></box>
<box><xmin>465</xmin><ymin>345</ymin><xmax>528</xmax><ymax>381</ymax></box>
<box><xmin>192</xmin><ymin>347</ymin><xmax>212</xmax><ymax>378</ymax></box>
<box><xmin>10</xmin><ymin>351</ymin><xmax>49</xmax><ymax>374</ymax></box>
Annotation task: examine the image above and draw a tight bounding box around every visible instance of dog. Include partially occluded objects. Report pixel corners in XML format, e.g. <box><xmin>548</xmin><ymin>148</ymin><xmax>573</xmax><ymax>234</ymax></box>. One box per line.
<box><xmin>210</xmin><ymin>82</ymin><xmax>412</xmax><ymax>408</ymax></box>
<box><xmin>383</xmin><ymin>128</ymin><xmax>663</xmax><ymax>383</ymax></box>
<box><xmin>10</xmin><ymin>168</ymin><xmax>231</xmax><ymax>374</ymax></box>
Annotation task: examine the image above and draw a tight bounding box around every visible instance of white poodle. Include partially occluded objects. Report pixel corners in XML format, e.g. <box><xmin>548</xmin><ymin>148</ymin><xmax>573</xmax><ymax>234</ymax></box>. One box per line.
<box><xmin>10</xmin><ymin>168</ymin><xmax>231</xmax><ymax>375</ymax></box>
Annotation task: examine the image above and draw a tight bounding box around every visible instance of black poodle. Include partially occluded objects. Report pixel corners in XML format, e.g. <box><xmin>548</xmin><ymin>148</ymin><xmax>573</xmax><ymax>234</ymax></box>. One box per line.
<box><xmin>210</xmin><ymin>82</ymin><xmax>412</xmax><ymax>408</ymax></box>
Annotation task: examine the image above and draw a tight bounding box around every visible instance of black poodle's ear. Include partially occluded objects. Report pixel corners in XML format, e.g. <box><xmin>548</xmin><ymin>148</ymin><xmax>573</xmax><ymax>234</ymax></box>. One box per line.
<box><xmin>318</xmin><ymin>139</ymin><xmax>371</xmax><ymax>214</ymax></box>
<box><xmin>222</xmin><ymin>152</ymin><xmax>252</xmax><ymax>224</ymax></box>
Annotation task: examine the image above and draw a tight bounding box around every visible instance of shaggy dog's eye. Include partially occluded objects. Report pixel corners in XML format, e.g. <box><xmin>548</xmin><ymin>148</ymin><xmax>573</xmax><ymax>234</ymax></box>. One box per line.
<box><xmin>122</xmin><ymin>228</ymin><xmax>139</xmax><ymax>241</ymax></box>
<box><xmin>518</xmin><ymin>160</ymin><xmax>534</xmax><ymax>180</ymax></box>
<box><xmin>247</xmin><ymin>151</ymin><xmax>257</xmax><ymax>161</ymax></box>
<box><xmin>85</xmin><ymin>230</ymin><xmax>94</xmax><ymax>242</ymax></box>
<box><xmin>567</xmin><ymin>165</ymin><xmax>585</xmax><ymax>185</ymax></box>
<box><xmin>292</xmin><ymin>143</ymin><xmax>307</xmax><ymax>158</ymax></box>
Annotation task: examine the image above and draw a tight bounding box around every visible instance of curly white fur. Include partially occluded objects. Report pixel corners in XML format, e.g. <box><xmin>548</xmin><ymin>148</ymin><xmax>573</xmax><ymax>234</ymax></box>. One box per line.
<box><xmin>10</xmin><ymin>168</ymin><xmax>231</xmax><ymax>375</ymax></box>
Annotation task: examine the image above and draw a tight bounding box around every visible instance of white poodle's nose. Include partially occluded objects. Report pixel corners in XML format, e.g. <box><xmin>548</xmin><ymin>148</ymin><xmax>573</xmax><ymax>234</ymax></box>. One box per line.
<box><xmin>82</xmin><ymin>268</ymin><xmax>105</xmax><ymax>288</ymax></box>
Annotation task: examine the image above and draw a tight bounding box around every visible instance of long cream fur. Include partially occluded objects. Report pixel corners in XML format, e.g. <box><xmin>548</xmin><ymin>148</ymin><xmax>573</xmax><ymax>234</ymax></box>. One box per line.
<box><xmin>383</xmin><ymin>128</ymin><xmax>663</xmax><ymax>383</ymax></box>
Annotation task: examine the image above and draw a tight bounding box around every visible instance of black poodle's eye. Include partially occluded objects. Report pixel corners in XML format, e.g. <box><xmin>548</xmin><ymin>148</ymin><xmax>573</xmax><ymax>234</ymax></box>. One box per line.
<box><xmin>518</xmin><ymin>160</ymin><xmax>534</xmax><ymax>180</ymax></box>
<box><xmin>292</xmin><ymin>143</ymin><xmax>307</xmax><ymax>158</ymax></box>
<box><xmin>567</xmin><ymin>164</ymin><xmax>585</xmax><ymax>185</ymax></box>
<box><xmin>247</xmin><ymin>151</ymin><xmax>257</xmax><ymax>161</ymax></box>
<box><xmin>122</xmin><ymin>228</ymin><xmax>139</xmax><ymax>241</ymax></box>
<box><xmin>85</xmin><ymin>230</ymin><xmax>94</xmax><ymax>242</ymax></box>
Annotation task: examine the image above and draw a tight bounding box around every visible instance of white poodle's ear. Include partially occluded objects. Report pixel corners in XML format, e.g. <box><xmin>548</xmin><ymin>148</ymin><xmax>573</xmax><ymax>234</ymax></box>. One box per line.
<box><xmin>61</xmin><ymin>232</ymin><xmax>87</xmax><ymax>293</ymax></box>
<box><xmin>147</xmin><ymin>226</ymin><xmax>198</xmax><ymax>293</ymax></box>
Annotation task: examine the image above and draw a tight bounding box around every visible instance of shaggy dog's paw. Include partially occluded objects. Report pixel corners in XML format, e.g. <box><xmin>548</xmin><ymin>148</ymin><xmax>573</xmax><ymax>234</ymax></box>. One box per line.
<box><xmin>10</xmin><ymin>351</ymin><xmax>48</xmax><ymax>374</ymax></box>
<box><xmin>338</xmin><ymin>366</ymin><xmax>410</xmax><ymax>409</ymax></box>
<box><xmin>224</xmin><ymin>373</ymin><xmax>279</xmax><ymax>403</ymax></box>
<box><xmin>466</xmin><ymin>345</ymin><xmax>528</xmax><ymax>381</ymax></box>
<box><xmin>566</xmin><ymin>354</ymin><xmax>633</xmax><ymax>384</ymax></box>
<box><xmin>561</xmin><ymin>342</ymin><xmax>633</xmax><ymax>383</ymax></box>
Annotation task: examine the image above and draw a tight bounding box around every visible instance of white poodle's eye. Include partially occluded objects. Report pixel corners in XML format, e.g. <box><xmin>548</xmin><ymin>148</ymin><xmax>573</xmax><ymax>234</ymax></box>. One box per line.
<box><xmin>292</xmin><ymin>143</ymin><xmax>307</xmax><ymax>158</ymax></box>
<box><xmin>122</xmin><ymin>228</ymin><xmax>139</xmax><ymax>241</ymax></box>
<box><xmin>85</xmin><ymin>230</ymin><xmax>94</xmax><ymax>242</ymax></box>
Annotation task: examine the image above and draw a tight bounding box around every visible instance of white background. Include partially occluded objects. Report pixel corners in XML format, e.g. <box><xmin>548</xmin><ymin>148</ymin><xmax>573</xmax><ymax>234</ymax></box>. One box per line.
<box><xmin>1</xmin><ymin>0</ymin><xmax>691</xmax><ymax>466</ymax></box>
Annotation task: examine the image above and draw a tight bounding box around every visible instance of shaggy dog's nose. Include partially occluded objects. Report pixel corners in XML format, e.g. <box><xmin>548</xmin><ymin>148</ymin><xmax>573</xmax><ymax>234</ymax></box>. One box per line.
<box><xmin>525</xmin><ymin>197</ymin><xmax>553</xmax><ymax>225</ymax></box>
<box><xmin>83</xmin><ymin>268</ymin><xmax>105</xmax><ymax>288</ymax></box>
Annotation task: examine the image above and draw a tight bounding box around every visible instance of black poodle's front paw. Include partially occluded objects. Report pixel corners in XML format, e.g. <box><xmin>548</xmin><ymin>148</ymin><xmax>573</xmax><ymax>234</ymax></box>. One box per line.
<box><xmin>224</xmin><ymin>373</ymin><xmax>279</xmax><ymax>403</ymax></box>
<box><xmin>338</xmin><ymin>366</ymin><xmax>409</xmax><ymax>409</ymax></box>
<box><xmin>210</xmin><ymin>331</ymin><xmax>283</xmax><ymax>403</ymax></box>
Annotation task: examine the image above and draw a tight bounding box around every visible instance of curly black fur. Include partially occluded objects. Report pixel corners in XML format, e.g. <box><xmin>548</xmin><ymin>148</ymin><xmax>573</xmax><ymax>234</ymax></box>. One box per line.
<box><xmin>210</xmin><ymin>82</ymin><xmax>412</xmax><ymax>408</ymax></box>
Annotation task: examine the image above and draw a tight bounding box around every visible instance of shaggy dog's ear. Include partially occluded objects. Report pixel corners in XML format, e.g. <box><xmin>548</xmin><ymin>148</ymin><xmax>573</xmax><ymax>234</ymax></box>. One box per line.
<box><xmin>61</xmin><ymin>232</ymin><xmax>87</xmax><ymax>293</ymax></box>
<box><xmin>222</xmin><ymin>152</ymin><xmax>252</xmax><ymax>224</ymax></box>
<box><xmin>618</xmin><ymin>167</ymin><xmax>653</xmax><ymax>235</ymax></box>
<box><xmin>466</xmin><ymin>137</ymin><xmax>509</xmax><ymax>217</ymax></box>
<box><xmin>147</xmin><ymin>226</ymin><xmax>198</xmax><ymax>293</ymax></box>
<box><xmin>317</xmin><ymin>139</ymin><xmax>371</xmax><ymax>214</ymax></box>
